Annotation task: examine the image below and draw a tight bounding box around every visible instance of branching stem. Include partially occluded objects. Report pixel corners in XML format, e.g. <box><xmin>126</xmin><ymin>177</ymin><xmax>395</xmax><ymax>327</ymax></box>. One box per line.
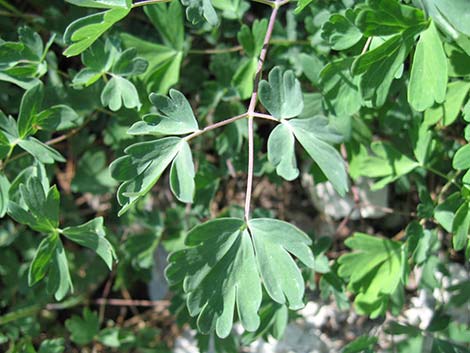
<box><xmin>185</xmin><ymin>113</ymin><xmax>248</xmax><ymax>141</ymax></box>
<box><xmin>244</xmin><ymin>2</ymin><xmax>281</xmax><ymax>222</ymax></box>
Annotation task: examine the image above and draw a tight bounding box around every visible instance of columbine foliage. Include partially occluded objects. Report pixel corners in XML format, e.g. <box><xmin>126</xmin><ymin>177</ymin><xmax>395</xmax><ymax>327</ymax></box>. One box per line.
<box><xmin>1</xmin><ymin>0</ymin><xmax>470</xmax><ymax>351</ymax></box>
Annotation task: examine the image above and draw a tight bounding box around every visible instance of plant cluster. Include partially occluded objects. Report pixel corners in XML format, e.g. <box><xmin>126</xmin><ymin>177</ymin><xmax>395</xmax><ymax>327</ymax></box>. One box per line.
<box><xmin>0</xmin><ymin>0</ymin><xmax>470</xmax><ymax>352</ymax></box>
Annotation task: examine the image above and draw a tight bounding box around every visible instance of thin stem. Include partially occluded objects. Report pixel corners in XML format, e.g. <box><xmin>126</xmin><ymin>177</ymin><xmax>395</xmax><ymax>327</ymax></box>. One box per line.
<box><xmin>425</xmin><ymin>165</ymin><xmax>462</xmax><ymax>190</ymax></box>
<box><xmin>131</xmin><ymin>0</ymin><xmax>171</xmax><ymax>8</ymax></box>
<box><xmin>244</xmin><ymin>3</ymin><xmax>280</xmax><ymax>222</ymax></box>
<box><xmin>361</xmin><ymin>36</ymin><xmax>373</xmax><ymax>55</ymax></box>
<box><xmin>252</xmin><ymin>112</ymin><xmax>278</xmax><ymax>122</ymax></box>
<box><xmin>185</xmin><ymin>113</ymin><xmax>248</xmax><ymax>141</ymax></box>
<box><xmin>189</xmin><ymin>45</ymin><xmax>242</xmax><ymax>55</ymax></box>
<box><xmin>250</xmin><ymin>0</ymin><xmax>276</xmax><ymax>7</ymax></box>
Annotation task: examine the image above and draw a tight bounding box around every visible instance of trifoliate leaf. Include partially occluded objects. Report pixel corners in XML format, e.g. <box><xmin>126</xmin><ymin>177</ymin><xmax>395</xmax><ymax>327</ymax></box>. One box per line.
<box><xmin>259</xmin><ymin>67</ymin><xmax>303</xmax><ymax>120</ymax></box>
<box><xmin>62</xmin><ymin>217</ymin><xmax>116</xmax><ymax>269</ymax></box>
<box><xmin>100</xmin><ymin>76</ymin><xmax>141</xmax><ymax>111</ymax></box>
<box><xmin>128</xmin><ymin>89</ymin><xmax>198</xmax><ymax>136</ymax></box>
<box><xmin>35</xmin><ymin>105</ymin><xmax>81</xmax><ymax>131</ymax></box>
<box><xmin>110</xmin><ymin>137</ymin><xmax>182</xmax><ymax>215</ymax></box>
<box><xmin>408</xmin><ymin>21</ymin><xmax>447</xmax><ymax>112</ymax></box>
<box><xmin>17</xmin><ymin>81</ymin><xmax>44</xmax><ymax>138</ymax></box>
<box><xmin>355</xmin><ymin>0</ymin><xmax>427</xmax><ymax>36</ymax></box>
<box><xmin>321</xmin><ymin>9</ymin><xmax>362</xmax><ymax>51</ymax></box>
<box><xmin>170</xmin><ymin>141</ymin><xmax>195</xmax><ymax>203</ymax></box>
<box><xmin>63</xmin><ymin>7</ymin><xmax>130</xmax><ymax>57</ymax></box>
<box><xmin>285</xmin><ymin>117</ymin><xmax>348</xmax><ymax>196</ymax></box>
<box><xmin>338</xmin><ymin>233</ymin><xmax>402</xmax><ymax>318</ymax></box>
<box><xmin>267</xmin><ymin>123</ymin><xmax>299</xmax><ymax>181</ymax></box>
<box><xmin>166</xmin><ymin>217</ymin><xmax>314</xmax><ymax>338</ymax></box>
<box><xmin>65</xmin><ymin>309</ymin><xmax>100</xmax><ymax>345</ymax></box>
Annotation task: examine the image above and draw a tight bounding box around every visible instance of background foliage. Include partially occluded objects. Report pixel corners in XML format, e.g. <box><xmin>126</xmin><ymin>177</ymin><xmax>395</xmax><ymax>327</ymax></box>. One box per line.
<box><xmin>0</xmin><ymin>0</ymin><xmax>470</xmax><ymax>352</ymax></box>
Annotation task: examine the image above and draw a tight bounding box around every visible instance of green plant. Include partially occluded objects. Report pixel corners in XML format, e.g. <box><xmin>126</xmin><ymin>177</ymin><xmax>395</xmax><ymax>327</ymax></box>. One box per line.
<box><xmin>1</xmin><ymin>0</ymin><xmax>470</xmax><ymax>352</ymax></box>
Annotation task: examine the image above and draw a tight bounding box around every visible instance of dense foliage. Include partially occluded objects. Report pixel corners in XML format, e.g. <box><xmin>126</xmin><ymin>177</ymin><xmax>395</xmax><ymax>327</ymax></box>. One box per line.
<box><xmin>0</xmin><ymin>0</ymin><xmax>470</xmax><ymax>351</ymax></box>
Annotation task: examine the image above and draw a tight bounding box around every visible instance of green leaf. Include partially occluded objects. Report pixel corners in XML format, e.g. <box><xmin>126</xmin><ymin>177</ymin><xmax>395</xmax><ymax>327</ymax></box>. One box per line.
<box><xmin>50</xmin><ymin>239</ymin><xmax>73</xmax><ymax>300</ymax></box>
<box><xmin>66</xmin><ymin>0</ymin><xmax>131</xmax><ymax>9</ymax></box>
<box><xmin>120</xmin><ymin>33</ymin><xmax>182</xmax><ymax>94</ymax></box>
<box><xmin>63</xmin><ymin>7</ymin><xmax>131</xmax><ymax>57</ymax></box>
<box><xmin>343</xmin><ymin>335</ymin><xmax>378</xmax><ymax>353</ymax></box>
<box><xmin>424</xmin><ymin>80</ymin><xmax>470</xmax><ymax>126</ymax></box>
<box><xmin>0</xmin><ymin>174</ymin><xmax>10</xmax><ymax>218</ymax></box>
<box><xmin>100</xmin><ymin>76</ymin><xmax>141</xmax><ymax>111</ymax></box>
<box><xmin>144</xmin><ymin>1</ymin><xmax>185</xmax><ymax>50</ymax></box>
<box><xmin>408</xmin><ymin>21</ymin><xmax>448</xmax><ymax>112</ymax></box>
<box><xmin>338</xmin><ymin>233</ymin><xmax>402</xmax><ymax>317</ymax></box>
<box><xmin>241</xmin><ymin>302</ymin><xmax>288</xmax><ymax>344</ymax></box>
<box><xmin>181</xmin><ymin>0</ymin><xmax>218</xmax><ymax>27</ymax></box>
<box><xmin>170</xmin><ymin>141</ymin><xmax>195</xmax><ymax>203</ymax></box>
<box><xmin>425</xmin><ymin>0</ymin><xmax>470</xmax><ymax>37</ymax></box>
<box><xmin>110</xmin><ymin>137</ymin><xmax>182</xmax><ymax>215</ymax></box>
<box><xmin>286</xmin><ymin>117</ymin><xmax>348</xmax><ymax>196</ymax></box>
<box><xmin>452</xmin><ymin>202</ymin><xmax>470</xmax><ymax>251</ymax></box>
<box><xmin>38</xmin><ymin>338</ymin><xmax>65</xmax><ymax>353</ymax></box>
<box><xmin>267</xmin><ymin>124</ymin><xmax>298</xmax><ymax>181</ymax></box>
<box><xmin>35</xmin><ymin>105</ymin><xmax>81</xmax><ymax>131</ymax></box>
<box><xmin>259</xmin><ymin>67</ymin><xmax>303</xmax><ymax>120</ymax></box>
<box><xmin>128</xmin><ymin>89</ymin><xmax>198</xmax><ymax>136</ymax></box>
<box><xmin>321</xmin><ymin>9</ymin><xmax>362</xmax><ymax>51</ymax></box>
<box><xmin>453</xmin><ymin>144</ymin><xmax>470</xmax><ymax>170</ymax></box>
<box><xmin>111</xmin><ymin>48</ymin><xmax>148</xmax><ymax>77</ymax></box>
<box><xmin>237</xmin><ymin>19</ymin><xmax>267</xmax><ymax>58</ymax></box>
<box><xmin>248</xmin><ymin>219</ymin><xmax>314</xmax><ymax>308</ymax></box>
<box><xmin>352</xmin><ymin>33</ymin><xmax>413</xmax><ymax>107</ymax></box>
<box><xmin>166</xmin><ymin>217</ymin><xmax>314</xmax><ymax>337</ymax></box>
<box><xmin>18</xmin><ymin>137</ymin><xmax>65</xmax><ymax>164</ymax></box>
<box><xmin>166</xmin><ymin>218</ymin><xmax>261</xmax><ymax>337</ymax></box>
<box><xmin>434</xmin><ymin>192</ymin><xmax>462</xmax><ymax>233</ymax></box>
<box><xmin>355</xmin><ymin>0</ymin><xmax>427</xmax><ymax>36</ymax></box>
<box><xmin>65</xmin><ymin>308</ymin><xmax>100</xmax><ymax>345</ymax></box>
<box><xmin>232</xmin><ymin>57</ymin><xmax>257</xmax><ymax>100</ymax></box>
<box><xmin>294</xmin><ymin>0</ymin><xmax>312</xmax><ymax>15</ymax></box>
<box><xmin>62</xmin><ymin>217</ymin><xmax>116</xmax><ymax>269</ymax></box>
<box><xmin>445</xmin><ymin>42</ymin><xmax>470</xmax><ymax>78</ymax></box>
<box><xmin>28</xmin><ymin>233</ymin><xmax>58</xmax><ymax>286</ymax></box>
<box><xmin>320</xmin><ymin>57</ymin><xmax>362</xmax><ymax>116</ymax></box>
<box><xmin>353</xmin><ymin>141</ymin><xmax>419</xmax><ymax>190</ymax></box>
<box><xmin>17</xmin><ymin>81</ymin><xmax>44</xmax><ymax>138</ymax></box>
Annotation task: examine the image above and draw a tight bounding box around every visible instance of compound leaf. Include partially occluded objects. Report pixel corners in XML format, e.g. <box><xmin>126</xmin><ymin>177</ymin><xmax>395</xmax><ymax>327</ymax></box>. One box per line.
<box><xmin>259</xmin><ymin>66</ymin><xmax>303</xmax><ymax>120</ymax></box>
<box><xmin>338</xmin><ymin>233</ymin><xmax>402</xmax><ymax>317</ymax></box>
<box><xmin>166</xmin><ymin>217</ymin><xmax>314</xmax><ymax>338</ymax></box>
